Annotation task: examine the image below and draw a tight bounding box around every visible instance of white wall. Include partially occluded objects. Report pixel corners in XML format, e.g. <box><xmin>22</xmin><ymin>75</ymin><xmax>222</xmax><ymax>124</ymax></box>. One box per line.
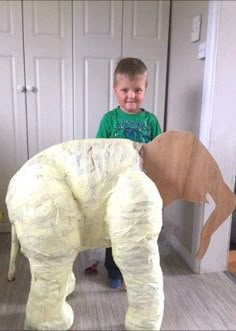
<box><xmin>163</xmin><ymin>0</ymin><xmax>209</xmax><ymax>270</ymax></box>
<box><xmin>165</xmin><ymin>0</ymin><xmax>208</xmax><ymax>135</ymax></box>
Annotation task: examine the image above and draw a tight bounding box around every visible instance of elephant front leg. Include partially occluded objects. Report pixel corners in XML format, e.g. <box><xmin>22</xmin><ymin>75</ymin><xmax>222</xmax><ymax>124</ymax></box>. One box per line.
<box><xmin>25</xmin><ymin>256</ymin><xmax>77</xmax><ymax>331</ymax></box>
<box><xmin>114</xmin><ymin>238</ymin><xmax>164</xmax><ymax>330</ymax></box>
<box><xmin>107</xmin><ymin>171</ymin><xmax>164</xmax><ymax>330</ymax></box>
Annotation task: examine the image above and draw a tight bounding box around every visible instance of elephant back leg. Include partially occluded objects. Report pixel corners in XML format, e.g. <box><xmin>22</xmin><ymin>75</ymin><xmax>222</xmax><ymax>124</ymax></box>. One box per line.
<box><xmin>106</xmin><ymin>170</ymin><xmax>164</xmax><ymax>330</ymax></box>
<box><xmin>7</xmin><ymin>166</ymin><xmax>82</xmax><ymax>330</ymax></box>
<box><xmin>25</xmin><ymin>255</ymin><xmax>77</xmax><ymax>330</ymax></box>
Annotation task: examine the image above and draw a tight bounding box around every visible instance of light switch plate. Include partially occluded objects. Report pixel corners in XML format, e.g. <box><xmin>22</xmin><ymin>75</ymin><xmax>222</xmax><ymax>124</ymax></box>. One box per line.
<box><xmin>191</xmin><ymin>15</ymin><xmax>201</xmax><ymax>42</ymax></box>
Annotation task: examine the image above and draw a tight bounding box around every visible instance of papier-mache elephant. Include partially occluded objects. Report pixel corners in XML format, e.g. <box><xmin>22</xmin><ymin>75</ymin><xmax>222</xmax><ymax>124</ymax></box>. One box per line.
<box><xmin>6</xmin><ymin>130</ymin><xmax>235</xmax><ymax>331</ymax></box>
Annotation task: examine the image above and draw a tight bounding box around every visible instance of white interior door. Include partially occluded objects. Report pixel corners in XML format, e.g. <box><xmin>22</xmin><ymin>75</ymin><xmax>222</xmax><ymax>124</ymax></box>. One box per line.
<box><xmin>0</xmin><ymin>1</ymin><xmax>28</xmax><ymax>229</ymax></box>
<box><xmin>122</xmin><ymin>0</ymin><xmax>170</xmax><ymax>130</ymax></box>
<box><xmin>23</xmin><ymin>0</ymin><xmax>73</xmax><ymax>157</ymax></box>
<box><xmin>73</xmin><ymin>0</ymin><xmax>123</xmax><ymax>138</ymax></box>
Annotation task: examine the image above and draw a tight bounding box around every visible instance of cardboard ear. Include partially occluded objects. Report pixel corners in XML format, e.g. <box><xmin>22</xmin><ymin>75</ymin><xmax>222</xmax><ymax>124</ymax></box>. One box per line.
<box><xmin>142</xmin><ymin>130</ymin><xmax>236</xmax><ymax>259</ymax></box>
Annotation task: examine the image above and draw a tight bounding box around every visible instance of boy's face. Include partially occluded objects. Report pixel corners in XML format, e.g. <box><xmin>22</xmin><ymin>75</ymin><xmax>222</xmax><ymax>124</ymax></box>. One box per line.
<box><xmin>113</xmin><ymin>73</ymin><xmax>147</xmax><ymax>114</ymax></box>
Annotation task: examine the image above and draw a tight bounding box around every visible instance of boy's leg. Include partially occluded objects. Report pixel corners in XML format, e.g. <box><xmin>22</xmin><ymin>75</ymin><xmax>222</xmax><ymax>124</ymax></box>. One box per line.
<box><xmin>105</xmin><ymin>248</ymin><xmax>123</xmax><ymax>288</ymax></box>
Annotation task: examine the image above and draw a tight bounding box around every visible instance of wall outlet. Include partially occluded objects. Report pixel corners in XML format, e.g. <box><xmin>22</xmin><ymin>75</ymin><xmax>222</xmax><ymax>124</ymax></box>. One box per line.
<box><xmin>198</xmin><ymin>42</ymin><xmax>206</xmax><ymax>60</ymax></box>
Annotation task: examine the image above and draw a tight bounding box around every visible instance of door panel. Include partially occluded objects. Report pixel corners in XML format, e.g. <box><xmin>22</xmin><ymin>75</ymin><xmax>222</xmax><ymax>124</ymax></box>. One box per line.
<box><xmin>85</xmin><ymin>58</ymin><xmax>111</xmax><ymax>138</ymax></box>
<box><xmin>0</xmin><ymin>1</ymin><xmax>28</xmax><ymax>228</ymax></box>
<box><xmin>23</xmin><ymin>0</ymin><xmax>73</xmax><ymax>157</ymax></box>
<box><xmin>122</xmin><ymin>0</ymin><xmax>170</xmax><ymax>130</ymax></box>
<box><xmin>73</xmin><ymin>0</ymin><xmax>123</xmax><ymax>138</ymax></box>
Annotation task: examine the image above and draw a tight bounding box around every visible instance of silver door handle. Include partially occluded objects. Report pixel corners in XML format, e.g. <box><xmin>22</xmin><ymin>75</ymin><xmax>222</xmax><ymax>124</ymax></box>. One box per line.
<box><xmin>16</xmin><ymin>85</ymin><xmax>26</xmax><ymax>92</ymax></box>
<box><xmin>26</xmin><ymin>85</ymin><xmax>37</xmax><ymax>92</ymax></box>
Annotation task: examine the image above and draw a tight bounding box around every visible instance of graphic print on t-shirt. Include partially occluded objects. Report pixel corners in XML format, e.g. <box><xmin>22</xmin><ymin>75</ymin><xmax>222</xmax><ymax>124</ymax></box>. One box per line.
<box><xmin>114</xmin><ymin>120</ymin><xmax>152</xmax><ymax>143</ymax></box>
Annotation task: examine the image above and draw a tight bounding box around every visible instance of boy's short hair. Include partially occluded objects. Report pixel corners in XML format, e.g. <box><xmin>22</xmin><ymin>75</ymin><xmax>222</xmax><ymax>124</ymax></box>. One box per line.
<box><xmin>114</xmin><ymin>57</ymin><xmax>148</xmax><ymax>86</ymax></box>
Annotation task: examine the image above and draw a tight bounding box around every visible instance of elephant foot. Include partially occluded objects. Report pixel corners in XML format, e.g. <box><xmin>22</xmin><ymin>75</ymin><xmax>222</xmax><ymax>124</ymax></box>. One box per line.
<box><xmin>125</xmin><ymin>305</ymin><xmax>163</xmax><ymax>331</ymax></box>
<box><xmin>24</xmin><ymin>302</ymin><xmax>74</xmax><ymax>331</ymax></box>
<box><xmin>66</xmin><ymin>272</ymin><xmax>76</xmax><ymax>297</ymax></box>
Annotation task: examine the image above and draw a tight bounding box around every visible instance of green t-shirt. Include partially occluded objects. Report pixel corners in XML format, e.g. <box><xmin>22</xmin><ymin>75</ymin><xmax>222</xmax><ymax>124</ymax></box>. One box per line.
<box><xmin>96</xmin><ymin>107</ymin><xmax>162</xmax><ymax>143</ymax></box>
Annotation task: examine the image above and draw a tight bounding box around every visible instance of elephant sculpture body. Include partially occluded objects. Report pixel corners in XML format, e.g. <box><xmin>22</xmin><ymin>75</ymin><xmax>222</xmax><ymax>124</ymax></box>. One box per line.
<box><xmin>6</xmin><ymin>130</ymin><xmax>236</xmax><ymax>331</ymax></box>
<box><xmin>6</xmin><ymin>138</ymin><xmax>164</xmax><ymax>331</ymax></box>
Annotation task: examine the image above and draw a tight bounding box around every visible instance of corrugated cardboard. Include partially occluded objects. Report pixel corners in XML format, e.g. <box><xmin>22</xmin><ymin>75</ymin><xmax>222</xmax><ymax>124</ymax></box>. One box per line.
<box><xmin>143</xmin><ymin>130</ymin><xmax>236</xmax><ymax>259</ymax></box>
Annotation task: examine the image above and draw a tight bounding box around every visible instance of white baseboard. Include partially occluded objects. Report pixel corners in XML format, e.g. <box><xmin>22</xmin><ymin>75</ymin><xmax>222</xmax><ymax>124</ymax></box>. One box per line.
<box><xmin>161</xmin><ymin>226</ymin><xmax>199</xmax><ymax>273</ymax></box>
<box><xmin>169</xmin><ymin>233</ymin><xmax>198</xmax><ymax>273</ymax></box>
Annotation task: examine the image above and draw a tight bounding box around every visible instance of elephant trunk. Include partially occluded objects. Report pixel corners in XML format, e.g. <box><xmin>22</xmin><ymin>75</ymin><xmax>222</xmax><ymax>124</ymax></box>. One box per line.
<box><xmin>196</xmin><ymin>184</ymin><xmax>236</xmax><ymax>259</ymax></box>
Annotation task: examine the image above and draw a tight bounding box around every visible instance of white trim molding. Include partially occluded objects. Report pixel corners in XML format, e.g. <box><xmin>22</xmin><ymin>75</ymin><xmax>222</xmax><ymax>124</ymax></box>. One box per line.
<box><xmin>193</xmin><ymin>0</ymin><xmax>236</xmax><ymax>273</ymax></box>
<box><xmin>199</xmin><ymin>0</ymin><xmax>221</xmax><ymax>147</ymax></box>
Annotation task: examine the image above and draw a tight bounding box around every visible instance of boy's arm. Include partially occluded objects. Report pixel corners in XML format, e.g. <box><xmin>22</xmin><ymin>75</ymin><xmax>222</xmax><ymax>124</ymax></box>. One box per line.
<box><xmin>151</xmin><ymin>116</ymin><xmax>162</xmax><ymax>139</ymax></box>
<box><xmin>96</xmin><ymin>113</ymin><xmax>111</xmax><ymax>138</ymax></box>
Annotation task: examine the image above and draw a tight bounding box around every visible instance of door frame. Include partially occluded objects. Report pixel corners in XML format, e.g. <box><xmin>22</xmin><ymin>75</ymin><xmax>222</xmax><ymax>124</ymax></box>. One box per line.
<box><xmin>192</xmin><ymin>0</ymin><xmax>236</xmax><ymax>273</ymax></box>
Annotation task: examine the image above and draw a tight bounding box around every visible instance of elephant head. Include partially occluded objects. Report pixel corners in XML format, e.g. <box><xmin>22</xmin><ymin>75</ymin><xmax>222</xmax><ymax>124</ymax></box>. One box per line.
<box><xmin>142</xmin><ymin>130</ymin><xmax>236</xmax><ymax>259</ymax></box>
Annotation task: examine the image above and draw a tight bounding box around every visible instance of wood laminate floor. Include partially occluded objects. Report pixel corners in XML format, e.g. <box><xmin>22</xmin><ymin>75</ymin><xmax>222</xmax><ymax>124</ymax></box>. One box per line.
<box><xmin>1</xmin><ymin>233</ymin><xmax>236</xmax><ymax>330</ymax></box>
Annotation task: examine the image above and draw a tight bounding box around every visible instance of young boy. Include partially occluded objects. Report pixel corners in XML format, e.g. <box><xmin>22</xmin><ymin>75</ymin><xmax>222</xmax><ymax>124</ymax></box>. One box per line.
<box><xmin>88</xmin><ymin>57</ymin><xmax>162</xmax><ymax>289</ymax></box>
<box><xmin>96</xmin><ymin>57</ymin><xmax>162</xmax><ymax>143</ymax></box>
